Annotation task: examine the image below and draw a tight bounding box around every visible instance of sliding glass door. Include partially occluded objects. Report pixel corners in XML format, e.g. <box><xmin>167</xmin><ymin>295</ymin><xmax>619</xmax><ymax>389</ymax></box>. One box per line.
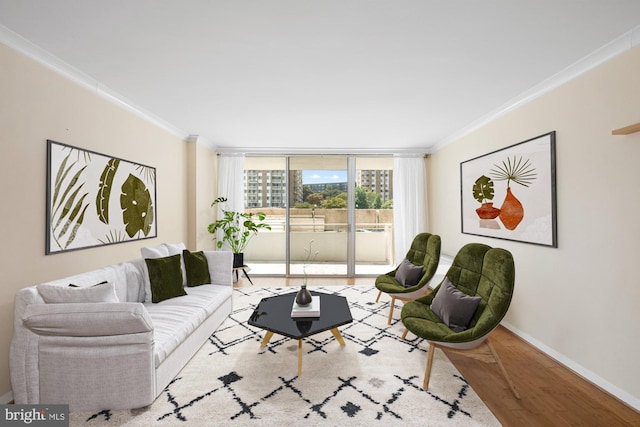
<box><xmin>354</xmin><ymin>157</ymin><xmax>394</xmax><ymax>275</ymax></box>
<box><xmin>243</xmin><ymin>157</ymin><xmax>288</xmax><ymax>275</ymax></box>
<box><xmin>243</xmin><ymin>155</ymin><xmax>394</xmax><ymax>277</ymax></box>
<box><xmin>288</xmin><ymin>156</ymin><xmax>349</xmax><ymax>276</ymax></box>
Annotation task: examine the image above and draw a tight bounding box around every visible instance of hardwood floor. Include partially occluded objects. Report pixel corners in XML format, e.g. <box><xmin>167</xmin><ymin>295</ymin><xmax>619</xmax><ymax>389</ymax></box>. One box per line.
<box><xmin>238</xmin><ymin>276</ymin><xmax>640</xmax><ymax>426</ymax></box>
<box><xmin>443</xmin><ymin>326</ymin><xmax>640</xmax><ymax>426</ymax></box>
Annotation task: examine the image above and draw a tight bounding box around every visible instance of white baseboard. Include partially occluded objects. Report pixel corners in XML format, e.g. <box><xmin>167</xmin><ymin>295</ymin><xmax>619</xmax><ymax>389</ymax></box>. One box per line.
<box><xmin>1</xmin><ymin>390</ymin><xmax>13</xmax><ymax>404</ymax></box>
<box><xmin>501</xmin><ymin>322</ymin><xmax>640</xmax><ymax>411</ymax></box>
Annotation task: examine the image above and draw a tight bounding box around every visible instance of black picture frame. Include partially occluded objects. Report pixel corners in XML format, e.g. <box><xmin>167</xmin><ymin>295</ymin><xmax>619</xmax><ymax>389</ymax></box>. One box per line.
<box><xmin>460</xmin><ymin>131</ymin><xmax>557</xmax><ymax>247</ymax></box>
<box><xmin>46</xmin><ymin>140</ymin><xmax>157</xmax><ymax>254</ymax></box>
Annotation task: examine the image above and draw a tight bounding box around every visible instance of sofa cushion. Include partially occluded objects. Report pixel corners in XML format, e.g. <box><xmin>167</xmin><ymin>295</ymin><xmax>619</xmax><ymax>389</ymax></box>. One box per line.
<box><xmin>68</xmin><ymin>280</ymin><xmax>108</xmax><ymax>288</ymax></box>
<box><xmin>122</xmin><ymin>261</ymin><xmax>145</xmax><ymax>302</ymax></box>
<box><xmin>145</xmin><ymin>255</ymin><xmax>187</xmax><ymax>303</ymax></box>
<box><xmin>23</xmin><ymin>302</ymin><xmax>153</xmax><ymax>336</ymax></box>
<box><xmin>37</xmin><ymin>282</ymin><xmax>119</xmax><ymax>304</ymax></box>
<box><xmin>37</xmin><ymin>265</ymin><xmax>130</xmax><ymax>303</ymax></box>
<box><xmin>163</xmin><ymin>242</ymin><xmax>188</xmax><ymax>286</ymax></box>
<box><xmin>140</xmin><ymin>244</ymin><xmax>170</xmax><ymax>302</ymax></box>
<box><xmin>183</xmin><ymin>250</ymin><xmax>211</xmax><ymax>287</ymax></box>
<box><xmin>204</xmin><ymin>251</ymin><xmax>232</xmax><ymax>286</ymax></box>
<box><xmin>430</xmin><ymin>277</ymin><xmax>481</xmax><ymax>332</ymax></box>
<box><xmin>144</xmin><ymin>284</ymin><xmax>232</xmax><ymax>366</ymax></box>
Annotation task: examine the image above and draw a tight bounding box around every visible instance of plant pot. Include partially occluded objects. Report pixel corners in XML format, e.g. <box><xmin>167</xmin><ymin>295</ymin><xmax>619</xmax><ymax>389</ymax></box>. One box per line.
<box><xmin>233</xmin><ymin>253</ymin><xmax>244</xmax><ymax>268</ymax></box>
<box><xmin>499</xmin><ymin>187</ymin><xmax>524</xmax><ymax>230</ymax></box>
<box><xmin>475</xmin><ymin>202</ymin><xmax>501</xmax><ymax>219</ymax></box>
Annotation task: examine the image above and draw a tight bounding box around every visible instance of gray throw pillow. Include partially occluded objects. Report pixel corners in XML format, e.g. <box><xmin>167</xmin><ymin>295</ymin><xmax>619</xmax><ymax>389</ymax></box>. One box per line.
<box><xmin>395</xmin><ymin>258</ymin><xmax>424</xmax><ymax>287</ymax></box>
<box><xmin>37</xmin><ymin>282</ymin><xmax>119</xmax><ymax>304</ymax></box>
<box><xmin>430</xmin><ymin>277</ymin><xmax>481</xmax><ymax>332</ymax></box>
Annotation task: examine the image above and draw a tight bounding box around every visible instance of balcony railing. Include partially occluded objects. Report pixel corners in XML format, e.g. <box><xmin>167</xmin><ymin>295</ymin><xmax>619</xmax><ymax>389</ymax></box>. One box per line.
<box><xmin>245</xmin><ymin>222</ymin><xmax>392</xmax><ymax>262</ymax></box>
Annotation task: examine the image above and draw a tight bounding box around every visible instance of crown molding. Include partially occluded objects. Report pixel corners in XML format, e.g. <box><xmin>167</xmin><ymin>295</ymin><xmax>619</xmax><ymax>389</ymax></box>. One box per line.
<box><xmin>186</xmin><ymin>134</ymin><xmax>218</xmax><ymax>151</ymax></box>
<box><xmin>214</xmin><ymin>146</ymin><xmax>425</xmax><ymax>156</ymax></box>
<box><xmin>0</xmin><ymin>24</ymin><xmax>192</xmax><ymax>142</ymax></box>
<box><xmin>431</xmin><ymin>24</ymin><xmax>640</xmax><ymax>152</ymax></box>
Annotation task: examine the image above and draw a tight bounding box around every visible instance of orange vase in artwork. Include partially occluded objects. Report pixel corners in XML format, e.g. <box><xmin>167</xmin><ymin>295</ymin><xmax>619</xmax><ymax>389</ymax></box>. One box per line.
<box><xmin>499</xmin><ymin>187</ymin><xmax>524</xmax><ymax>230</ymax></box>
<box><xmin>475</xmin><ymin>202</ymin><xmax>501</xmax><ymax>219</ymax></box>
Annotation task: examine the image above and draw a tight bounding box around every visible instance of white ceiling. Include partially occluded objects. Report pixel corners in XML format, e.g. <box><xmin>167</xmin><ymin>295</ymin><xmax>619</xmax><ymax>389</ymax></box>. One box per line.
<box><xmin>1</xmin><ymin>1</ymin><xmax>640</xmax><ymax>153</ymax></box>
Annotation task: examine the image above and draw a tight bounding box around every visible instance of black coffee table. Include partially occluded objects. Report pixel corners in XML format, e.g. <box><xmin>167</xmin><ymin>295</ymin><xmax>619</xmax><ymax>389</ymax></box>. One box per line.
<box><xmin>248</xmin><ymin>290</ymin><xmax>352</xmax><ymax>375</ymax></box>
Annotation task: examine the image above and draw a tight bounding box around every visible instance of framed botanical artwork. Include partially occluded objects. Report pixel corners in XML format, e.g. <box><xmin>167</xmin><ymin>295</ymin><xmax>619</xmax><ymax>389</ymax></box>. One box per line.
<box><xmin>46</xmin><ymin>140</ymin><xmax>157</xmax><ymax>254</ymax></box>
<box><xmin>460</xmin><ymin>131</ymin><xmax>557</xmax><ymax>247</ymax></box>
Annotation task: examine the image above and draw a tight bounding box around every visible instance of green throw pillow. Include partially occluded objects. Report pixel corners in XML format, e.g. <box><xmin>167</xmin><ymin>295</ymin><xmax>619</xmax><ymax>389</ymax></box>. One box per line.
<box><xmin>182</xmin><ymin>250</ymin><xmax>211</xmax><ymax>287</ymax></box>
<box><xmin>145</xmin><ymin>254</ymin><xmax>187</xmax><ymax>303</ymax></box>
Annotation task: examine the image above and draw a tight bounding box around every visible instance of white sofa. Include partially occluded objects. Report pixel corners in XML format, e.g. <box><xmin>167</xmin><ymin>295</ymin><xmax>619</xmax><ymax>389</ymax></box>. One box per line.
<box><xmin>10</xmin><ymin>245</ymin><xmax>233</xmax><ymax>412</ymax></box>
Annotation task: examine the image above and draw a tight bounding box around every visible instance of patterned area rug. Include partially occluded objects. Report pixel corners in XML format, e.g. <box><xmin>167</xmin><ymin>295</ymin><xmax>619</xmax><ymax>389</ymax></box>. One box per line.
<box><xmin>70</xmin><ymin>286</ymin><xmax>500</xmax><ymax>426</ymax></box>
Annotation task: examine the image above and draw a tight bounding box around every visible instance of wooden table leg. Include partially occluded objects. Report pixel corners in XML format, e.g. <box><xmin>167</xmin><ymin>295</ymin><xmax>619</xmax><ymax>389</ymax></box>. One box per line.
<box><xmin>297</xmin><ymin>339</ymin><xmax>303</xmax><ymax>376</ymax></box>
<box><xmin>330</xmin><ymin>328</ymin><xmax>346</xmax><ymax>346</ymax></box>
<box><xmin>260</xmin><ymin>331</ymin><xmax>274</xmax><ymax>348</ymax></box>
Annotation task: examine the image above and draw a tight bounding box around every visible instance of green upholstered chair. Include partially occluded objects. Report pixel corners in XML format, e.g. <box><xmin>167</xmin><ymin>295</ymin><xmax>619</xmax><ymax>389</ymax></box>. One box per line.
<box><xmin>400</xmin><ymin>243</ymin><xmax>520</xmax><ymax>398</ymax></box>
<box><xmin>375</xmin><ymin>233</ymin><xmax>441</xmax><ymax>324</ymax></box>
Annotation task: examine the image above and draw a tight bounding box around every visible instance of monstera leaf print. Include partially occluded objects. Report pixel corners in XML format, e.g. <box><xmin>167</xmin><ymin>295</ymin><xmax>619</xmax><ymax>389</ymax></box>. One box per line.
<box><xmin>120</xmin><ymin>174</ymin><xmax>154</xmax><ymax>238</ymax></box>
<box><xmin>50</xmin><ymin>151</ymin><xmax>90</xmax><ymax>250</ymax></box>
<box><xmin>472</xmin><ymin>175</ymin><xmax>495</xmax><ymax>203</ymax></box>
<box><xmin>96</xmin><ymin>158</ymin><xmax>120</xmax><ymax>224</ymax></box>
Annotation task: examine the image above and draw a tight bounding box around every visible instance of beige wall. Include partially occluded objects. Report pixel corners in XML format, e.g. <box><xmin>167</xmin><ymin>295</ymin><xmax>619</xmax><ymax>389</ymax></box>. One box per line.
<box><xmin>189</xmin><ymin>140</ymin><xmax>219</xmax><ymax>251</ymax></box>
<box><xmin>0</xmin><ymin>44</ymin><xmax>216</xmax><ymax>399</ymax></box>
<box><xmin>428</xmin><ymin>45</ymin><xmax>640</xmax><ymax>407</ymax></box>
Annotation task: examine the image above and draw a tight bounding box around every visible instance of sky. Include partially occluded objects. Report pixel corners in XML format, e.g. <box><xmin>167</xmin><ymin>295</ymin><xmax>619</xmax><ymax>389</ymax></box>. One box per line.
<box><xmin>302</xmin><ymin>170</ymin><xmax>347</xmax><ymax>184</ymax></box>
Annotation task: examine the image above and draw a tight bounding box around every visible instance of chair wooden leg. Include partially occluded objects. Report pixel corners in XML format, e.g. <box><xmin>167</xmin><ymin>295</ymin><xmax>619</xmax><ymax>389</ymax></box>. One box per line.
<box><xmin>423</xmin><ymin>343</ymin><xmax>435</xmax><ymax>390</ymax></box>
<box><xmin>387</xmin><ymin>296</ymin><xmax>396</xmax><ymax>325</ymax></box>
<box><xmin>375</xmin><ymin>290</ymin><xmax>382</xmax><ymax>303</ymax></box>
<box><xmin>486</xmin><ymin>338</ymin><xmax>521</xmax><ymax>399</ymax></box>
<box><xmin>401</xmin><ymin>328</ymin><xmax>409</xmax><ymax>340</ymax></box>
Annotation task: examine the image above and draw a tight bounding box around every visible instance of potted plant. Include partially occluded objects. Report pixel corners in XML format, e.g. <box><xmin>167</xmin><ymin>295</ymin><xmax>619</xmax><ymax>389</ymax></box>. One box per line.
<box><xmin>207</xmin><ymin>197</ymin><xmax>271</xmax><ymax>267</ymax></box>
<box><xmin>472</xmin><ymin>175</ymin><xmax>501</xmax><ymax>219</ymax></box>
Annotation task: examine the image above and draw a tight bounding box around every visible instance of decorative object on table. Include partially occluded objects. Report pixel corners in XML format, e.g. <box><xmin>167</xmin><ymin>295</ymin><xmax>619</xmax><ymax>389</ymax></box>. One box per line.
<box><xmin>295</xmin><ymin>284</ymin><xmax>313</xmax><ymax>307</ymax></box>
<box><xmin>460</xmin><ymin>131</ymin><xmax>557</xmax><ymax>247</ymax></box>
<box><xmin>207</xmin><ymin>196</ymin><xmax>271</xmax><ymax>267</ymax></box>
<box><xmin>295</xmin><ymin>239</ymin><xmax>318</xmax><ymax>306</ymax></box>
<box><xmin>291</xmin><ymin>295</ymin><xmax>320</xmax><ymax>317</ymax></box>
<box><xmin>70</xmin><ymin>286</ymin><xmax>500</xmax><ymax>426</ymax></box>
<box><xmin>46</xmin><ymin>140</ymin><xmax>156</xmax><ymax>254</ymax></box>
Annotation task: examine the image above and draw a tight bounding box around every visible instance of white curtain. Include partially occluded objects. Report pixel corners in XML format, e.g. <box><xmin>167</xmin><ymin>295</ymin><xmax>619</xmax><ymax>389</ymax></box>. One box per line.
<box><xmin>216</xmin><ymin>154</ymin><xmax>245</xmax><ymax>248</ymax></box>
<box><xmin>393</xmin><ymin>156</ymin><xmax>428</xmax><ymax>264</ymax></box>
<box><xmin>217</xmin><ymin>154</ymin><xmax>245</xmax><ymax>212</ymax></box>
